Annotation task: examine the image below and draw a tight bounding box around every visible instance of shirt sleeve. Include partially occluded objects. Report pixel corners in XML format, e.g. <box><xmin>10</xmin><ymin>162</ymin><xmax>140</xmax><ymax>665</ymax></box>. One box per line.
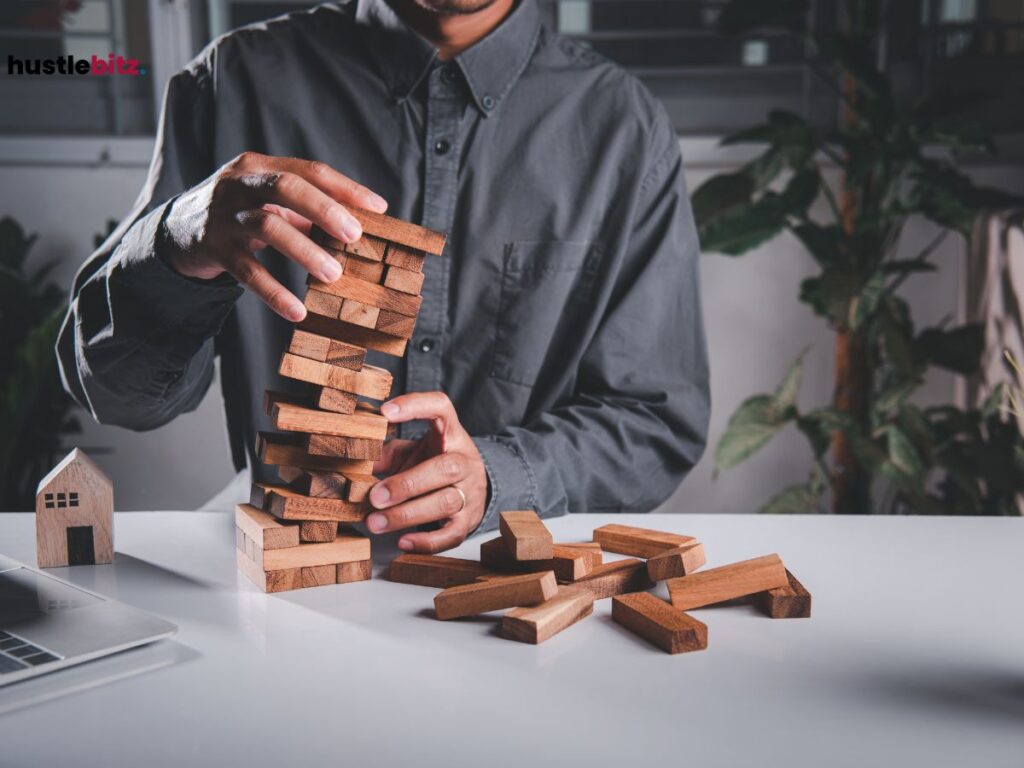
<box><xmin>57</xmin><ymin>53</ymin><xmax>243</xmax><ymax>431</ymax></box>
<box><xmin>471</xmin><ymin>121</ymin><xmax>710</xmax><ymax>534</ymax></box>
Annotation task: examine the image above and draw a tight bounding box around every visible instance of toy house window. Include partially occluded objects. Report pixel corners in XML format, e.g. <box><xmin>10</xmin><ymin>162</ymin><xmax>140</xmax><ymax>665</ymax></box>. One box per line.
<box><xmin>69</xmin><ymin>492</ymin><xmax>79</xmax><ymax>507</ymax></box>
<box><xmin>44</xmin><ymin>493</ymin><xmax>55</xmax><ymax>509</ymax></box>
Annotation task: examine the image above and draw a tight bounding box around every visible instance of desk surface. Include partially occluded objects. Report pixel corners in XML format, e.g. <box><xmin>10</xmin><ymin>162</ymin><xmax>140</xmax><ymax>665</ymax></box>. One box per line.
<box><xmin>0</xmin><ymin>511</ymin><xmax>1022</xmax><ymax>767</ymax></box>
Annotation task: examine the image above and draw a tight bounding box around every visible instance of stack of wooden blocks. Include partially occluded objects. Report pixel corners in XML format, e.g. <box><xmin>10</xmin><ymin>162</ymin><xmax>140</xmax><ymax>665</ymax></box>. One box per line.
<box><xmin>235</xmin><ymin>209</ymin><xmax>447</xmax><ymax>593</ymax></box>
<box><xmin>388</xmin><ymin>513</ymin><xmax>811</xmax><ymax>653</ymax></box>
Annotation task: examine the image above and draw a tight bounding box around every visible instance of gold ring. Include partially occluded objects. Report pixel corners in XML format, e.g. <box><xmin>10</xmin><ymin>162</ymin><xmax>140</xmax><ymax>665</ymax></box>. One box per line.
<box><xmin>452</xmin><ymin>486</ymin><xmax>467</xmax><ymax>513</ymax></box>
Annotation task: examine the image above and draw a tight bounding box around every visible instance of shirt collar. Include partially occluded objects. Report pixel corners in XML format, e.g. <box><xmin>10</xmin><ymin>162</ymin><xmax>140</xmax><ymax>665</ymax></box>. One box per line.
<box><xmin>354</xmin><ymin>0</ymin><xmax>541</xmax><ymax>116</ymax></box>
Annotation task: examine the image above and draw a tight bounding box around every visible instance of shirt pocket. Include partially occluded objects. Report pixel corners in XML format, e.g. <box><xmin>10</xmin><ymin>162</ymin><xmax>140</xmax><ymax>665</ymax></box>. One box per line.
<box><xmin>491</xmin><ymin>240</ymin><xmax>601</xmax><ymax>387</ymax></box>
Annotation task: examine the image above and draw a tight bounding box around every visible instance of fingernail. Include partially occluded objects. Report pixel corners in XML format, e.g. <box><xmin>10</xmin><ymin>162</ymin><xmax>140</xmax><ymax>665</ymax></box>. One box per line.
<box><xmin>366</xmin><ymin>513</ymin><xmax>387</xmax><ymax>533</ymax></box>
<box><xmin>369</xmin><ymin>484</ymin><xmax>390</xmax><ymax>508</ymax></box>
<box><xmin>320</xmin><ymin>257</ymin><xmax>342</xmax><ymax>282</ymax></box>
<box><xmin>343</xmin><ymin>217</ymin><xmax>362</xmax><ymax>242</ymax></box>
<box><xmin>288</xmin><ymin>302</ymin><xmax>306</xmax><ymax>322</ymax></box>
<box><xmin>368</xmin><ymin>192</ymin><xmax>388</xmax><ymax>212</ymax></box>
<box><xmin>380</xmin><ymin>402</ymin><xmax>399</xmax><ymax>419</ymax></box>
<box><xmin>397</xmin><ymin>538</ymin><xmax>414</xmax><ymax>552</ymax></box>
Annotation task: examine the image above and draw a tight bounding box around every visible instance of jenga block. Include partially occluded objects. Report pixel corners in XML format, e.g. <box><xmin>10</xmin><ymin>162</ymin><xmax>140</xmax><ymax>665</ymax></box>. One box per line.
<box><xmin>237</xmin><ymin>549</ymin><xmax>303</xmax><ymax>593</ymax></box>
<box><xmin>288</xmin><ymin>329</ymin><xmax>365</xmax><ymax>370</ymax></box>
<box><xmin>257</xmin><ymin>432</ymin><xmax>374</xmax><ymax>474</ymax></box>
<box><xmin>306</xmin><ymin>433</ymin><xmax>383</xmax><ymax>460</ymax></box>
<box><xmin>343</xmin><ymin>473</ymin><xmax>376</xmax><ymax>502</ymax></box>
<box><xmin>279</xmin><ymin>353</ymin><xmax>393</xmax><ymax>400</ymax></box>
<box><xmin>383</xmin><ymin>266</ymin><xmax>424</xmax><ymax>295</ymax></box>
<box><xmin>301</xmin><ymin>564</ymin><xmax>337</xmax><ymax>587</ymax></box>
<box><xmin>271</xmin><ymin>398</ymin><xmax>389</xmax><ymax>440</ymax></box>
<box><xmin>344</xmin><ymin>234</ymin><xmax>388</xmax><ymax>262</ymax></box>
<box><xmin>260</xmin><ymin>533</ymin><xmax>371</xmax><ymax>571</ymax></box>
<box><xmin>347</xmin><ymin>208</ymin><xmax>446</xmax><ymax>256</ymax></box>
<box><xmin>565</xmin><ymin>558</ymin><xmax>654</xmax><ymax>600</ymax></box>
<box><xmin>343</xmin><ymin>254</ymin><xmax>386</xmax><ymax>282</ymax></box>
<box><xmin>593</xmin><ymin>524</ymin><xmax>697</xmax><ymax>558</ymax></box>
<box><xmin>337</xmin><ymin>559</ymin><xmax>373</xmax><ymax>584</ymax></box>
<box><xmin>234</xmin><ymin>503</ymin><xmax>300</xmax><ymax>550</ymax></box>
<box><xmin>299</xmin><ymin>520</ymin><xmax>339</xmax><ymax>542</ymax></box>
<box><xmin>384</xmin><ymin>243</ymin><xmax>427</xmax><ymax>272</ymax></box>
<box><xmin>315</xmin><ymin>387</ymin><xmax>357</xmax><ymax>414</ymax></box>
<box><xmin>309</xmin><ymin>275</ymin><xmax>422</xmax><ymax>317</ymax></box>
<box><xmin>304</xmin><ymin>288</ymin><xmax>344</xmax><ymax>318</ymax></box>
<box><xmin>479</xmin><ymin>537</ymin><xmax>595</xmax><ymax>582</ymax></box>
<box><xmin>299</xmin><ymin>311</ymin><xmax>408</xmax><ymax>357</ymax></box>
<box><xmin>751</xmin><ymin>569</ymin><xmax>811</xmax><ymax>618</ymax></box>
<box><xmin>434</xmin><ymin>571</ymin><xmax>558</xmax><ymax>620</ymax></box>
<box><xmin>279</xmin><ymin>467</ymin><xmax>349</xmax><ymax>499</ymax></box>
<box><xmin>250</xmin><ymin>483</ymin><xmax>367</xmax><ymax>522</ymax></box>
<box><xmin>387</xmin><ymin>554</ymin><xmax>500</xmax><ymax>588</ymax></box>
<box><xmin>374</xmin><ymin>309</ymin><xmax>417</xmax><ymax>339</ymax></box>
<box><xmin>499</xmin><ymin>510</ymin><xmax>553</xmax><ymax>561</ymax></box>
<box><xmin>556</xmin><ymin>542</ymin><xmax>603</xmax><ymax>567</ymax></box>
<box><xmin>667</xmin><ymin>554</ymin><xmax>789</xmax><ymax>611</ymax></box>
<box><xmin>502</xmin><ymin>589</ymin><xmax>595</xmax><ymax>644</ymax></box>
<box><xmin>612</xmin><ymin>592</ymin><xmax>708</xmax><ymax>654</ymax></box>
<box><xmin>339</xmin><ymin>299</ymin><xmax>381</xmax><ymax>329</ymax></box>
<box><xmin>646</xmin><ymin>542</ymin><xmax>707</xmax><ymax>582</ymax></box>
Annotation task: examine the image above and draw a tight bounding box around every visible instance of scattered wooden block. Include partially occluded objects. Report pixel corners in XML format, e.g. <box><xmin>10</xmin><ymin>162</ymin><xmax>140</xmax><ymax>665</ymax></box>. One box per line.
<box><xmin>299</xmin><ymin>520</ymin><xmax>339</xmax><ymax>543</ymax></box>
<box><xmin>256</xmin><ymin>432</ymin><xmax>374</xmax><ymax>475</ymax></box>
<box><xmin>479</xmin><ymin>537</ymin><xmax>595</xmax><ymax>582</ymax></box>
<box><xmin>383</xmin><ymin>265</ymin><xmax>425</xmax><ymax>294</ymax></box>
<box><xmin>261</xmin><ymin>533</ymin><xmax>371</xmax><ymax>571</ymax></box>
<box><xmin>499</xmin><ymin>510</ymin><xmax>553</xmax><ymax>561</ymax></box>
<box><xmin>348</xmin><ymin>208</ymin><xmax>447</xmax><ymax>256</ymax></box>
<box><xmin>301</xmin><ymin>564</ymin><xmax>337</xmax><ymax>587</ymax></box>
<box><xmin>308</xmin><ymin>274</ymin><xmax>422</xmax><ymax>317</ymax></box>
<box><xmin>337</xmin><ymin>559</ymin><xmax>372</xmax><ymax>584</ymax></box>
<box><xmin>502</xmin><ymin>589</ymin><xmax>595</xmax><ymax>644</ymax></box>
<box><xmin>250</xmin><ymin>483</ymin><xmax>367</xmax><ymax>522</ymax></box>
<box><xmin>342</xmin><ymin>254</ymin><xmax>386</xmax><ymax>281</ymax></box>
<box><xmin>304</xmin><ymin>288</ymin><xmax>344</xmax><ymax>319</ymax></box>
<box><xmin>234</xmin><ymin>503</ymin><xmax>300</xmax><ymax>550</ymax></box>
<box><xmin>279</xmin><ymin>353</ymin><xmax>393</xmax><ymax>400</ymax></box>
<box><xmin>384</xmin><ymin>243</ymin><xmax>427</xmax><ymax>272</ymax></box>
<box><xmin>271</xmin><ymin>398</ymin><xmax>389</xmax><ymax>440</ymax></box>
<box><xmin>667</xmin><ymin>554</ymin><xmax>789</xmax><ymax>611</ymax></box>
<box><xmin>646</xmin><ymin>542</ymin><xmax>707</xmax><ymax>582</ymax></box>
<box><xmin>339</xmin><ymin>299</ymin><xmax>381</xmax><ymax>329</ymax></box>
<box><xmin>387</xmin><ymin>554</ymin><xmax>498</xmax><ymax>588</ymax></box>
<box><xmin>612</xmin><ymin>592</ymin><xmax>708</xmax><ymax>654</ymax></box>
<box><xmin>374</xmin><ymin>309</ymin><xmax>417</xmax><ymax>339</ymax></box>
<box><xmin>343</xmin><ymin>473</ymin><xmax>376</xmax><ymax>502</ymax></box>
<box><xmin>566</xmin><ymin>559</ymin><xmax>654</xmax><ymax>600</ymax></box>
<box><xmin>299</xmin><ymin>311</ymin><xmax>408</xmax><ymax>357</ymax></box>
<box><xmin>316</xmin><ymin>387</ymin><xmax>357</xmax><ymax>414</ymax></box>
<box><xmin>593</xmin><ymin>524</ymin><xmax>697</xmax><ymax>558</ymax></box>
<box><xmin>751</xmin><ymin>568</ymin><xmax>811</xmax><ymax>619</ymax></box>
<box><xmin>288</xmin><ymin>329</ymin><xmax>365</xmax><ymax>370</ymax></box>
<box><xmin>434</xmin><ymin>571</ymin><xmax>558</xmax><ymax>620</ymax></box>
<box><xmin>236</xmin><ymin>549</ymin><xmax>302</xmax><ymax>593</ymax></box>
<box><xmin>306</xmin><ymin>433</ymin><xmax>383</xmax><ymax>460</ymax></box>
<box><xmin>556</xmin><ymin>542</ymin><xmax>603</xmax><ymax>567</ymax></box>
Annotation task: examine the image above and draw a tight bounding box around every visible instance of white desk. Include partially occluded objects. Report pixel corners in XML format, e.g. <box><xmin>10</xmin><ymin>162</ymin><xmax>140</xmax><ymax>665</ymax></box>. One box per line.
<box><xmin>0</xmin><ymin>511</ymin><xmax>1022</xmax><ymax>767</ymax></box>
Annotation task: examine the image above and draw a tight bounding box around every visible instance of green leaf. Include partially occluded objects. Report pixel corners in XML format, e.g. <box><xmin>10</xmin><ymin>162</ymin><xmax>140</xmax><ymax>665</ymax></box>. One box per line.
<box><xmin>917</xmin><ymin>324</ymin><xmax>984</xmax><ymax>375</ymax></box>
<box><xmin>796</xmin><ymin>407</ymin><xmax>843</xmax><ymax>457</ymax></box>
<box><xmin>774</xmin><ymin>350</ymin><xmax>807</xmax><ymax>409</ymax></box>
<box><xmin>699</xmin><ymin>194</ymin><xmax>788</xmax><ymax>255</ymax></box>
<box><xmin>799</xmin><ymin>268</ymin><xmax>861</xmax><ymax>327</ymax></box>
<box><xmin>820</xmin><ymin>35</ymin><xmax>894</xmax><ymax>127</ymax></box>
<box><xmin>885</xmin><ymin>425</ymin><xmax>926</xmax><ymax>478</ymax></box>
<box><xmin>759</xmin><ymin>480</ymin><xmax>824</xmax><ymax>514</ymax></box>
<box><xmin>908</xmin><ymin>163</ymin><xmax>1022</xmax><ymax>233</ymax></box>
<box><xmin>715</xmin><ymin>394</ymin><xmax>794</xmax><ymax>470</ymax></box>
<box><xmin>876</xmin><ymin>380</ymin><xmax>920</xmax><ymax>413</ymax></box>
<box><xmin>792</xmin><ymin>223</ymin><xmax>845</xmax><ymax>268</ymax></box>
<box><xmin>780</xmin><ymin>169</ymin><xmax>820</xmax><ymax>214</ymax></box>
<box><xmin>882</xmin><ymin>259</ymin><xmax>937</xmax><ymax>275</ymax></box>
<box><xmin>848</xmin><ymin>272</ymin><xmax>886</xmax><ymax>330</ymax></box>
<box><xmin>691</xmin><ymin>172</ymin><xmax>754</xmax><ymax>228</ymax></box>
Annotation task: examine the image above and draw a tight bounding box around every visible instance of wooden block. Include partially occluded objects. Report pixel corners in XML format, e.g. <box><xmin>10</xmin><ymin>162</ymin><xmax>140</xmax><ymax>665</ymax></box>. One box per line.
<box><xmin>298</xmin><ymin>311</ymin><xmax>408</xmax><ymax>357</ymax></box>
<box><xmin>256</xmin><ymin>432</ymin><xmax>374</xmax><ymax>474</ymax></box>
<box><xmin>343</xmin><ymin>473</ymin><xmax>376</xmax><ymax>502</ymax></box>
<box><xmin>280</xmin><ymin>467</ymin><xmax>349</xmax><ymax>499</ymax></box>
<box><xmin>338</xmin><ymin>299</ymin><xmax>381</xmax><ymax>329</ymax></box>
<box><xmin>387</xmin><ymin>554</ymin><xmax>500</xmax><ymax>588</ymax></box>
<box><xmin>646</xmin><ymin>542</ymin><xmax>707</xmax><ymax>582</ymax></box>
<box><xmin>348</xmin><ymin>208</ymin><xmax>446</xmax><ymax>255</ymax></box>
<box><xmin>383</xmin><ymin>265</ymin><xmax>424</xmax><ymax>294</ymax></box>
<box><xmin>237</xmin><ymin>549</ymin><xmax>303</xmax><ymax>593</ymax></box>
<box><xmin>384</xmin><ymin>243</ymin><xmax>427</xmax><ymax>272</ymax></box>
<box><xmin>612</xmin><ymin>592</ymin><xmax>708</xmax><ymax>654</ymax></box>
<box><xmin>667</xmin><ymin>554</ymin><xmax>789</xmax><ymax>611</ymax></box>
<box><xmin>288</xmin><ymin>329</ymin><xmax>365</xmax><ymax>370</ymax></box>
<box><xmin>498</xmin><ymin>510</ymin><xmax>553</xmax><ymax>561</ymax></box>
<box><xmin>250</xmin><ymin>483</ymin><xmax>368</xmax><ymax>522</ymax></box>
<box><xmin>479</xmin><ymin>537</ymin><xmax>594</xmax><ymax>582</ymax></box>
<box><xmin>374</xmin><ymin>309</ymin><xmax>417</xmax><ymax>339</ymax></box>
<box><xmin>434</xmin><ymin>571</ymin><xmax>558</xmax><ymax>620</ymax></box>
<box><xmin>304</xmin><ymin>288</ymin><xmax>344</xmax><ymax>318</ymax></box>
<box><xmin>344</xmin><ymin>234</ymin><xmax>388</xmax><ymax>262</ymax></box>
<box><xmin>502</xmin><ymin>589</ymin><xmax>595</xmax><ymax>644</ymax></box>
<box><xmin>279</xmin><ymin>353</ymin><xmax>393</xmax><ymax>400</ymax></box>
<box><xmin>234</xmin><ymin>503</ymin><xmax>300</xmax><ymax>551</ymax></box>
<box><xmin>35</xmin><ymin>448</ymin><xmax>114</xmax><ymax>568</ymax></box>
<box><xmin>556</xmin><ymin>542</ymin><xmax>603</xmax><ymax>567</ymax></box>
<box><xmin>565</xmin><ymin>559</ymin><xmax>654</xmax><ymax>600</ymax></box>
<box><xmin>343</xmin><ymin>253</ymin><xmax>386</xmax><ymax>281</ymax></box>
<box><xmin>337</xmin><ymin>559</ymin><xmax>373</xmax><ymax>584</ymax></box>
<box><xmin>752</xmin><ymin>569</ymin><xmax>812</xmax><ymax>619</ymax></box>
<box><xmin>299</xmin><ymin>521</ymin><xmax>339</xmax><ymax>543</ymax></box>
<box><xmin>301</xmin><ymin>563</ymin><xmax>337</xmax><ymax>587</ymax></box>
<box><xmin>309</xmin><ymin>275</ymin><xmax>422</xmax><ymax>317</ymax></box>
<box><xmin>259</xmin><ymin>533</ymin><xmax>370</xmax><ymax>571</ymax></box>
<box><xmin>593</xmin><ymin>524</ymin><xmax>697</xmax><ymax>558</ymax></box>
<box><xmin>272</xmin><ymin>398</ymin><xmax>388</xmax><ymax>440</ymax></box>
<box><xmin>315</xmin><ymin>387</ymin><xmax>357</xmax><ymax>414</ymax></box>
<box><xmin>306</xmin><ymin>433</ymin><xmax>383</xmax><ymax>460</ymax></box>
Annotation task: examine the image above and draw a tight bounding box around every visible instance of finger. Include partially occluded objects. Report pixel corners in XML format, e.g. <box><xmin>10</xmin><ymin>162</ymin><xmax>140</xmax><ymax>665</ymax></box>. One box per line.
<box><xmin>380</xmin><ymin>391</ymin><xmax>458</xmax><ymax>430</ymax></box>
<box><xmin>225</xmin><ymin>252</ymin><xmax>305</xmax><ymax>321</ymax></box>
<box><xmin>236</xmin><ymin>208</ymin><xmax>341</xmax><ymax>283</ymax></box>
<box><xmin>239</xmin><ymin>171</ymin><xmax>363</xmax><ymax>246</ymax></box>
<box><xmin>365</xmin><ymin>485</ymin><xmax>467</xmax><ymax>534</ymax></box>
<box><xmin>399</xmin><ymin>517</ymin><xmax>468</xmax><ymax>554</ymax></box>
<box><xmin>369</xmin><ymin>452</ymin><xmax>468</xmax><ymax>509</ymax></box>
<box><xmin>276</xmin><ymin>158</ymin><xmax>388</xmax><ymax>214</ymax></box>
<box><xmin>263</xmin><ymin>203</ymin><xmax>312</xmax><ymax>234</ymax></box>
<box><xmin>373</xmin><ymin>439</ymin><xmax>417</xmax><ymax>475</ymax></box>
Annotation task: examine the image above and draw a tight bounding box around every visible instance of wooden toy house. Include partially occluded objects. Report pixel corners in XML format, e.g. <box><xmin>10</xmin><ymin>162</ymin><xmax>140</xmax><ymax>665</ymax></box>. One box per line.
<box><xmin>35</xmin><ymin>448</ymin><xmax>114</xmax><ymax>568</ymax></box>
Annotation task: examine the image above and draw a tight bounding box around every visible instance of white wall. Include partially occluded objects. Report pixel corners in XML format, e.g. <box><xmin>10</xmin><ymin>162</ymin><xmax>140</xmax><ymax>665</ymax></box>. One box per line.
<box><xmin>2</xmin><ymin>139</ymin><xmax>1022</xmax><ymax>512</ymax></box>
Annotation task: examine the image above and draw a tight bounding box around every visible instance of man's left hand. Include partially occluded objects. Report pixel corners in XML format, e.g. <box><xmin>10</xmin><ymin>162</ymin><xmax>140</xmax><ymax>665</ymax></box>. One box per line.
<box><xmin>366</xmin><ymin>392</ymin><xmax>488</xmax><ymax>553</ymax></box>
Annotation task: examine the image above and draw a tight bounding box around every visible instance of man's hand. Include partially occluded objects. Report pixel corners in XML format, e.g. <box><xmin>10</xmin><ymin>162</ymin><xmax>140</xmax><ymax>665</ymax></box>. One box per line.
<box><xmin>161</xmin><ymin>152</ymin><xmax>388</xmax><ymax>321</ymax></box>
<box><xmin>367</xmin><ymin>392</ymin><xmax>488</xmax><ymax>553</ymax></box>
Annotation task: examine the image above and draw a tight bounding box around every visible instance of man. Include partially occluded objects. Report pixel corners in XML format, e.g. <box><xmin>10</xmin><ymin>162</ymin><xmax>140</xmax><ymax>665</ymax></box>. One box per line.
<box><xmin>58</xmin><ymin>0</ymin><xmax>709</xmax><ymax>553</ymax></box>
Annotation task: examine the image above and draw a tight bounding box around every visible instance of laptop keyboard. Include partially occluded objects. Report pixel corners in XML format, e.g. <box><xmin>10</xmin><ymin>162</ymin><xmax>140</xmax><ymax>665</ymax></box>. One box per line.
<box><xmin>0</xmin><ymin>630</ymin><xmax>60</xmax><ymax>673</ymax></box>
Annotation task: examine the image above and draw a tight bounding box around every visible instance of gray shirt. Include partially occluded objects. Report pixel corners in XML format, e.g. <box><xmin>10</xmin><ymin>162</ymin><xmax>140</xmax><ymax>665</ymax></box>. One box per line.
<box><xmin>57</xmin><ymin>0</ymin><xmax>710</xmax><ymax>533</ymax></box>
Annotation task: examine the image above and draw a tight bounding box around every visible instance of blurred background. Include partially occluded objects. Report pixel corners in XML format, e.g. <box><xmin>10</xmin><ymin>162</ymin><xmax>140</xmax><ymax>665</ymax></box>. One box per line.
<box><xmin>0</xmin><ymin>0</ymin><xmax>1022</xmax><ymax>514</ymax></box>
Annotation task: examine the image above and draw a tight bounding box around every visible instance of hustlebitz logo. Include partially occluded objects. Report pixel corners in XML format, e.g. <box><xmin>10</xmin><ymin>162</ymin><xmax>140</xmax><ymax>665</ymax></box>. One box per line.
<box><xmin>7</xmin><ymin>54</ymin><xmax>146</xmax><ymax>76</ymax></box>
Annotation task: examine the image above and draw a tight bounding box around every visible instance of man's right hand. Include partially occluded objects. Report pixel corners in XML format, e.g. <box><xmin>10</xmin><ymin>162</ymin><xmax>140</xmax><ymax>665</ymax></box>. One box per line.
<box><xmin>161</xmin><ymin>152</ymin><xmax>388</xmax><ymax>321</ymax></box>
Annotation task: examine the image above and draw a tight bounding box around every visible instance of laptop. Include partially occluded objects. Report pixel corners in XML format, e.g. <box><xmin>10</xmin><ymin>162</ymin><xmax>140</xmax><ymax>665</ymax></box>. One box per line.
<box><xmin>0</xmin><ymin>554</ymin><xmax>176</xmax><ymax>687</ymax></box>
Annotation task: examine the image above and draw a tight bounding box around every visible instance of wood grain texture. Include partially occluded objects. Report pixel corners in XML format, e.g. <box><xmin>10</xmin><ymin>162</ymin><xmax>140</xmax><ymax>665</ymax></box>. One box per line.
<box><xmin>499</xmin><ymin>510</ymin><xmax>553</xmax><ymax>561</ymax></box>
<box><xmin>301</xmin><ymin>563</ymin><xmax>337</xmax><ymax>587</ymax></box>
<box><xmin>309</xmin><ymin>274</ymin><xmax>422</xmax><ymax>317</ymax></box>
<box><xmin>256</xmin><ymin>431</ymin><xmax>374</xmax><ymax>474</ymax></box>
<box><xmin>342</xmin><ymin>254</ymin><xmax>386</xmax><ymax>281</ymax></box>
<box><xmin>279</xmin><ymin>353</ymin><xmax>393</xmax><ymax>400</ymax></box>
<box><xmin>36</xmin><ymin>448</ymin><xmax>114</xmax><ymax>568</ymax></box>
<box><xmin>751</xmin><ymin>569</ymin><xmax>812</xmax><ymax>619</ymax></box>
<box><xmin>299</xmin><ymin>521</ymin><xmax>339</xmax><ymax>542</ymax></box>
<box><xmin>279</xmin><ymin>467</ymin><xmax>349</xmax><ymax>498</ymax></box>
<box><xmin>272</xmin><ymin>398</ymin><xmax>388</xmax><ymax>440</ymax></box>
<box><xmin>234</xmin><ymin>503</ymin><xmax>300</xmax><ymax>550</ymax></box>
<box><xmin>502</xmin><ymin>589</ymin><xmax>595</xmax><ymax>644</ymax></box>
<box><xmin>646</xmin><ymin>542</ymin><xmax>707</xmax><ymax>581</ymax></box>
<box><xmin>374</xmin><ymin>309</ymin><xmax>417</xmax><ymax>339</ymax></box>
<box><xmin>306</xmin><ymin>433</ymin><xmax>383</xmax><ymax>460</ymax></box>
<box><xmin>565</xmin><ymin>559</ymin><xmax>655</xmax><ymax>600</ymax></box>
<box><xmin>384</xmin><ymin>243</ymin><xmax>427</xmax><ymax>271</ymax></box>
<box><xmin>304</xmin><ymin>287</ymin><xmax>344</xmax><ymax>318</ymax></box>
<box><xmin>556</xmin><ymin>542</ymin><xmax>603</xmax><ymax>566</ymax></box>
<box><xmin>337</xmin><ymin>559</ymin><xmax>373</xmax><ymax>584</ymax></box>
<box><xmin>387</xmin><ymin>554</ymin><xmax>498</xmax><ymax>588</ymax></box>
<box><xmin>383</xmin><ymin>265</ymin><xmax>424</xmax><ymax>294</ymax></box>
<box><xmin>236</xmin><ymin>548</ymin><xmax>302</xmax><ymax>593</ymax></box>
<box><xmin>434</xmin><ymin>571</ymin><xmax>558</xmax><ymax>620</ymax></box>
<box><xmin>593</xmin><ymin>524</ymin><xmax>697</xmax><ymax>558</ymax></box>
<box><xmin>343</xmin><ymin>473</ymin><xmax>376</xmax><ymax>502</ymax></box>
<box><xmin>343</xmin><ymin>234</ymin><xmax>388</xmax><ymax>262</ymax></box>
<box><xmin>479</xmin><ymin>537</ymin><xmax>595</xmax><ymax>582</ymax></box>
<box><xmin>288</xmin><ymin>329</ymin><xmax>365</xmax><ymax>370</ymax></box>
<box><xmin>338</xmin><ymin>299</ymin><xmax>381</xmax><ymax>329</ymax></box>
<box><xmin>316</xmin><ymin>387</ymin><xmax>358</xmax><ymax>414</ymax></box>
<box><xmin>667</xmin><ymin>554</ymin><xmax>789</xmax><ymax>611</ymax></box>
<box><xmin>612</xmin><ymin>592</ymin><xmax>708</xmax><ymax>654</ymax></box>
<box><xmin>349</xmin><ymin>208</ymin><xmax>446</xmax><ymax>255</ymax></box>
<box><xmin>250</xmin><ymin>483</ymin><xmax>368</xmax><ymax>522</ymax></box>
<box><xmin>260</xmin><ymin>533</ymin><xmax>371</xmax><ymax>571</ymax></box>
<box><xmin>298</xmin><ymin>311</ymin><xmax>408</xmax><ymax>357</ymax></box>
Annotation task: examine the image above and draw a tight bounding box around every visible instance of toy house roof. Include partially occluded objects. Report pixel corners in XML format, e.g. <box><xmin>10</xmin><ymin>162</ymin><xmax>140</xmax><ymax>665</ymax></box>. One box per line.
<box><xmin>36</xmin><ymin>448</ymin><xmax>112</xmax><ymax>494</ymax></box>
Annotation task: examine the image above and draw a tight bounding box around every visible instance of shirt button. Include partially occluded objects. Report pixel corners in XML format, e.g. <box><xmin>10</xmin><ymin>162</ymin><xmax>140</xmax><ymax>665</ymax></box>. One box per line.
<box><xmin>434</xmin><ymin>139</ymin><xmax>451</xmax><ymax>156</ymax></box>
<box><xmin>417</xmin><ymin>338</ymin><xmax>436</xmax><ymax>353</ymax></box>
<box><xmin>481</xmin><ymin>95</ymin><xmax>496</xmax><ymax>110</ymax></box>
<box><xmin>442</xmin><ymin>66</ymin><xmax>458</xmax><ymax>84</ymax></box>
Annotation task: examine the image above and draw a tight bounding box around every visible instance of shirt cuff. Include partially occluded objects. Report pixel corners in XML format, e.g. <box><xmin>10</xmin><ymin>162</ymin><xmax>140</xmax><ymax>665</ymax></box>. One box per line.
<box><xmin>471</xmin><ymin>436</ymin><xmax>537</xmax><ymax>536</ymax></box>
